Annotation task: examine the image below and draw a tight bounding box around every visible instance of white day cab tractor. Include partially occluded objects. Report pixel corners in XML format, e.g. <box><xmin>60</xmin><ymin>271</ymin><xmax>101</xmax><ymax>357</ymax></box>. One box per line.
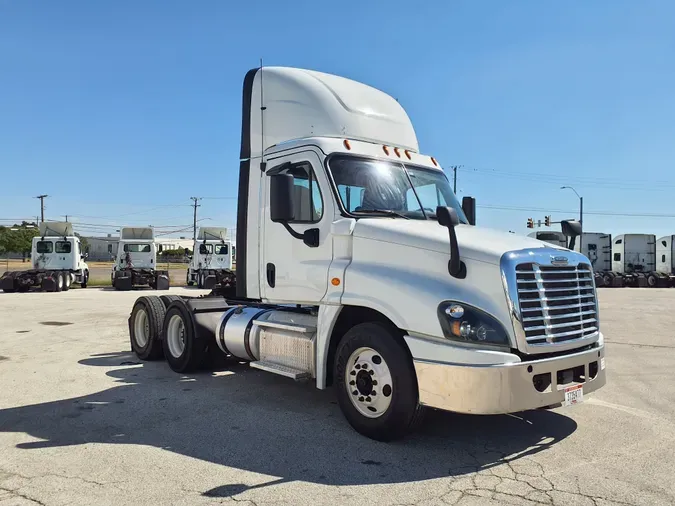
<box><xmin>112</xmin><ymin>227</ymin><xmax>169</xmax><ymax>291</ymax></box>
<box><xmin>0</xmin><ymin>221</ymin><xmax>89</xmax><ymax>293</ymax></box>
<box><xmin>127</xmin><ymin>66</ymin><xmax>606</xmax><ymax>441</ymax></box>
<box><xmin>186</xmin><ymin>227</ymin><xmax>235</xmax><ymax>290</ymax></box>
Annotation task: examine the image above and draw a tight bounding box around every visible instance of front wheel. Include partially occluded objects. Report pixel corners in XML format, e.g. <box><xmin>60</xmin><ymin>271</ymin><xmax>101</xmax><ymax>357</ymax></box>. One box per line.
<box><xmin>333</xmin><ymin>322</ymin><xmax>424</xmax><ymax>441</ymax></box>
<box><xmin>186</xmin><ymin>271</ymin><xmax>194</xmax><ymax>287</ymax></box>
<box><xmin>81</xmin><ymin>270</ymin><xmax>88</xmax><ymax>289</ymax></box>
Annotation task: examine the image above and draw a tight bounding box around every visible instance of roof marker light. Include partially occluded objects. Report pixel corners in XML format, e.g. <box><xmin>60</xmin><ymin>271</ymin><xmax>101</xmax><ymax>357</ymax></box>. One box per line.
<box><xmin>383</xmin><ymin>145</ymin><xmax>390</xmax><ymax>155</ymax></box>
<box><xmin>431</xmin><ymin>156</ymin><xmax>438</xmax><ymax>166</ymax></box>
<box><xmin>343</xmin><ymin>139</ymin><xmax>351</xmax><ymax>150</ymax></box>
<box><xmin>394</xmin><ymin>147</ymin><xmax>401</xmax><ymax>158</ymax></box>
<box><xmin>404</xmin><ymin>149</ymin><xmax>412</xmax><ymax>160</ymax></box>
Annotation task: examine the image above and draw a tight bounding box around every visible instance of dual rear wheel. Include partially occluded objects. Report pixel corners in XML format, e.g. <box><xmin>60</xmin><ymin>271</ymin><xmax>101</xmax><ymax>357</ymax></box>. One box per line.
<box><xmin>128</xmin><ymin>296</ymin><xmax>424</xmax><ymax>441</ymax></box>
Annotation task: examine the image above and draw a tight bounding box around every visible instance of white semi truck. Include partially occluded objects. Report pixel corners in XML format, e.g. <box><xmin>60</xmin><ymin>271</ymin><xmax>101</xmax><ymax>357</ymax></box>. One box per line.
<box><xmin>0</xmin><ymin>222</ymin><xmax>89</xmax><ymax>292</ymax></box>
<box><xmin>112</xmin><ymin>227</ymin><xmax>169</xmax><ymax>291</ymax></box>
<box><xmin>606</xmin><ymin>233</ymin><xmax>669</xmax><ymax>287</ymax></box>
<box><xmin>186</xmin><ymin>227</ymin><xmax>235</xmax><ymax>289</ymax></box>
<box><xmin>127</xmin><ymin>67</ymin><xmax>606</xmax><ymax>440</ymax></box>
<box><xmin>527</xmin><ymin>231</ymin><xmax>567</xmax><ymax>248</ymax></box>
<box><xmin>656</xmin><ymin>235</ymin><xmax>675</xmax><ymax>286</ymax></box>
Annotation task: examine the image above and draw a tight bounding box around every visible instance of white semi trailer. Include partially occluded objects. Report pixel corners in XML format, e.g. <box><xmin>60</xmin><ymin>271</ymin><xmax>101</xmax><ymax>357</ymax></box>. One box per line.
<box><xmin>112</xmin><ymin>227</ymin><xmax>169</xmax><ymax>290</ymax></box>
<box><xmin>0</xmin><ymin>222</ymin><xmax>89</xmax><ymax>292</ymax></box>
<box><xmin>186</xmin><ymin>227</ymin><xmax>234</xmax><ymax>289</ymax></box>
<box><xmin>127</xmin><ymin>67</ymin><xmax>606</xmax><ymax>440</ymax></box>
<box><xmin>606</xmin><ymin>234</ymin><xmax>668</xmax><ymax>287</ymax></box>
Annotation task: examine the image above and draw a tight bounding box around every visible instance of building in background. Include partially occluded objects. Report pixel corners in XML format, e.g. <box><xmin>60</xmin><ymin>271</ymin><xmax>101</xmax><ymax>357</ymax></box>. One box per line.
<box><xmin>84</xmin><ymin>235</ymin><xmax>195</xmax><ymax>261</ymax></box>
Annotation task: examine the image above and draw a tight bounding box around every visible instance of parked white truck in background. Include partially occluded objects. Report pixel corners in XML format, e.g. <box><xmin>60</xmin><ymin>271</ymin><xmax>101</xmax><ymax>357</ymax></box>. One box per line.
<box><xmin>112</xmin><ymin>227</ymin><xmax>169</xmax><ymax>291</ymax></box>
<box><xmin>1</xmin><ymin>222</ymin><xmax>89</xmax><ymax>293</ymax></box>
<box><xmin>127</xmin><ymin>66</ymin><xmax>606</xmax><ymax>440</ymax></box>
<box><xmin>528</xmin><ymin>231</ymin><xmax>567</xmax><ymax>248</ymax></box>
<box><xmin>186</xmin><ymin>227</ymin><xmax>234</xmax><ymax>289</ymax></box>
<box><xmin>656</xmin><ymin>235</ymin><xmax>675</xmax><ymax>285</ymax></box>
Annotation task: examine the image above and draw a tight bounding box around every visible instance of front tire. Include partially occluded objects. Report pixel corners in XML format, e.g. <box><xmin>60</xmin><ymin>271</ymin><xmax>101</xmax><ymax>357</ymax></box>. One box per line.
<box><xmin>129</xmin><ymin>296</ymin><xmax>165</xmax><ymax>360</ymax></box>
<box><xmin>334</xmin><ymin>322</ymin><xmax>424</xmax><ymax>441</ymax></box>
<box><xmin>187</xmin><ymin>271</ymin><xmax>194</xmax><ymax>287</ymax></box>
<box><xmin>63</xmin><ymin>273</ymin><xmax>72</xmax><ymax>291</ymax></box>
<box><xmin>81</xmin><ymin>270</ymin><xmax>88</xmax><ymax>289</ymax></box>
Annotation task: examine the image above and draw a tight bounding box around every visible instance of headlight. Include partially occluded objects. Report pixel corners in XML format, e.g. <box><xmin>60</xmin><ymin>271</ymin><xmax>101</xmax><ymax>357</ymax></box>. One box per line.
<box><xmin>437</xmin><ymin>301</ymin><xmax>510</xmax><ymax>347</ymax></box>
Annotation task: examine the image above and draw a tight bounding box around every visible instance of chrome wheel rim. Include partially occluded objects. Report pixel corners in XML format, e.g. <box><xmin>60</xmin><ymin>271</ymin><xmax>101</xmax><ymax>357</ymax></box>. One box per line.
<box><xmin>166</xmin><ymin>314</ymin><xmax>186</xmax><ymax>358</ymax></box>
<box><xmin>345</xmin><ymin>346</ymin><xmax>393</xmax><ymax>418</ymax></box>
<box><xmin>134</xmin><ymin>309</ymin><xmax>150</xmax><ymax>348</ymax></box>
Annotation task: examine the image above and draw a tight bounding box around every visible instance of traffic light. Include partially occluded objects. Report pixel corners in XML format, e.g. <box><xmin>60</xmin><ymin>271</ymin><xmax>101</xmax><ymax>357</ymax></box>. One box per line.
<box><xmin>545</xmin><ymin>215</ymin><xmax>551</xmax><ymax>227</ymax></box>
<box><xmin>527</xmin><ymin>218</ymin><xmax>534</xmax><ymax>229</ymax></box>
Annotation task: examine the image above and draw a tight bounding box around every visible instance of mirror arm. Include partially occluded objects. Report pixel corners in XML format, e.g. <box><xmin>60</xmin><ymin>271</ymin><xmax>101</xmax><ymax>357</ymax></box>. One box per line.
<box><xmin>445</xmin><ymin>226</ymin><xmax>467</xmax><ymax>279</ymax></box>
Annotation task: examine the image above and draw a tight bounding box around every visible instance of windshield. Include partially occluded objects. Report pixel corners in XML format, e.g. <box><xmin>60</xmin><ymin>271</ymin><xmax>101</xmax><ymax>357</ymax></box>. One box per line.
<box><xmin>124</xmin><ymin>243</ymin><xmax>151</xmax><ymax>253</ymax></box>
<box><xmin>328</xmin><ymin>155</ymin><xmax>467</xmax><ymax>222</ymax></box>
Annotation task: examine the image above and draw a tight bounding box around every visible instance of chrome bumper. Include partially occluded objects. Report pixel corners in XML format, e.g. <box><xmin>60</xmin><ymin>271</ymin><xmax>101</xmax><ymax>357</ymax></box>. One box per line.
<box><xmin>414</xmin><ymin>344</ymin><xmax>606</xmax><ymax>414</ymax></box>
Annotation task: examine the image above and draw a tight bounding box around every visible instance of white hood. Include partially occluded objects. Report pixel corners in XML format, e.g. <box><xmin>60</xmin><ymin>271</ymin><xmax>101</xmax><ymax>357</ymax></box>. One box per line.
<box><xmin>353</xmin><ymin>219</ymin><xmax>562</xmax><ymax>265</ymax></box>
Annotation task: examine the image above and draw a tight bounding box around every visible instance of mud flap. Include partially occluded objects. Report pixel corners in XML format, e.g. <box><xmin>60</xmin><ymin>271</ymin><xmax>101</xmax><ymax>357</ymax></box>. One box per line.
<box><xmin>41</xmin><ymin>276</ymin><xmax>56</xmax><ymax>292</ymax></box>
<box><xmin>155</xmin><ymin>274</ymin><xmax>170</xmax><ymax>290</ymax></box>
<box><xmin>636</xmin><ymin>273</ymin><xmax>648</xmax><ymax>288</ymax></box>
<box><xmin>1</xmin><ymin>275</ymin><xmax>15</xmax><ymax>292</ymax></box>
<box><xmin>203</xmin><ymin>274</ymin><xmax>217</xmax><ymax>290</ymax></box>
<box><xmin>114</xmin><ymin>272</ymin><xmax>133</xmax><ymax>291</ymax></box>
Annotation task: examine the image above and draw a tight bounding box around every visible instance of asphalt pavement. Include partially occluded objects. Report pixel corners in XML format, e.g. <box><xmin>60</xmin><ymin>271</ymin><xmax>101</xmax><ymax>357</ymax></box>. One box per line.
<box><xmin>1</xmin><ymin>288</ymin><xmax>674</xmax><ymax>505</ymax></box>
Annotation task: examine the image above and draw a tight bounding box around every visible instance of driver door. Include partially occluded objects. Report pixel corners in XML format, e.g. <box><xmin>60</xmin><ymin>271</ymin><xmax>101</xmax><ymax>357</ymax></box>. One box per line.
<box><xmin>261</xmin><ymin>150</ymin><xmax>333</xmax><ymax>304</ymax></box>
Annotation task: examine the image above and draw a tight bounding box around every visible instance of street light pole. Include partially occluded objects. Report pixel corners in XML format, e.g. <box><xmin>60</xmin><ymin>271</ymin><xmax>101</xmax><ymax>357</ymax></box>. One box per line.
<box><xmin>561</xmin><ymin>186</ymin><xmax>583</xmax><ymax>252</ymax></box>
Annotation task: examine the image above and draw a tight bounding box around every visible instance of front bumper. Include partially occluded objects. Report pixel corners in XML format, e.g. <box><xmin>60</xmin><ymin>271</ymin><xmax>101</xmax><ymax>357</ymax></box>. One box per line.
<box><xmin>414</xmin><ymin>344</ymin><xmax>605</xmax><ymax>414</ymax></box>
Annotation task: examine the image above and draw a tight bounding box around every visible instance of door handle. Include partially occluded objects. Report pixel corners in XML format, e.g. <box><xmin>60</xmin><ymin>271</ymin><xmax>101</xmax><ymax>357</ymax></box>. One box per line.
<box><xmin>266</xmin><ymin>263</ymin><xmax>275</xmax><ymax>288</ymax></box>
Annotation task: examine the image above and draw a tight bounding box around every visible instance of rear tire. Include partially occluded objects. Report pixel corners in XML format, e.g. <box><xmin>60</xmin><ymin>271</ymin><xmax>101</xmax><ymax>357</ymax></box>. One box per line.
<box><xmin>129</xmin><ymin>296</ymin><xmax>165</xmax><ymax>360</ymax></box>
<box><xmin>55</xmin><ymin>272</ymin><xmax>64</xmax><ymax>292</ymax></box>
<box><xmin>647</xmin><ymin>273</ymin><xmax>658</xmax><ymax>287</ymax></box>
<box><xmin>63</xmin><ymin>273</ymin><xmax>71</xmax><ymax>291</ymax></box>
<box><xmin>162</xmin><ymin>302</ymin><xmax>207</xmax><ymax>373</ymax></box>
<box><xmin>333</xmin><ymin>322</ymin><xmax>424</xmax><ymax>441</ymax></box>
<box><xmin>197</xmin><ymin>272</ymin><xmax>203</xmax><ymax>289</ymax></box>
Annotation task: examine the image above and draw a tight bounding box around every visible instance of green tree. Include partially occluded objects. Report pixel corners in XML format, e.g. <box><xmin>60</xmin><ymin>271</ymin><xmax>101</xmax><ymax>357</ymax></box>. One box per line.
<box><xmin>75</xmin><ymin>233</ymin><xmax>90</xmax><ymax>252</ymax></box>
<box><xmin>0</xmin><ymin>222</ymin><xmax>39</xmax><ymax>261</ymax></box>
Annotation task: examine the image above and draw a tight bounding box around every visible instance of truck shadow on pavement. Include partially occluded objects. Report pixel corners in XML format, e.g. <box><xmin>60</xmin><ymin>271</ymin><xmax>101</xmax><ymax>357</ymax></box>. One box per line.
<box><xmin>0</xmin><ymin>351</ymin><xmax>577</xmax><ymax>495</ymax></box>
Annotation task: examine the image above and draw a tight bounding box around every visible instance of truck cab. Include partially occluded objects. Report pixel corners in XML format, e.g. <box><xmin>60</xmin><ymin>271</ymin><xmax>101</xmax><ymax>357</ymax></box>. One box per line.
<box><xmin>112</xmin><ymin>227</ymin><xmax>169</xmax><ymax>290</ymax></box>
<box><xmin>1</xmin><ymin>221</ymin><xmax>89</xmax><ymax>292</ymax></box>
<box><xmin>187</xmin><ymin>227</ymin><xmax>233</xmax><ymax>288</ymax></box>
<box><xmin>129</xmin><ymin>67</ymin><xmax>606</xmax><ymax>440</ymax></box>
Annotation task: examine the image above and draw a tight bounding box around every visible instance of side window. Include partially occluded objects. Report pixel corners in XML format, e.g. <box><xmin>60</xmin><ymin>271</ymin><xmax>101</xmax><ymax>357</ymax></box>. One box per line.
<box><xmin>614</xmin><ymin>253</ymin><xmax>621</xmax><ymax>261</ymax></box>
<box><xmin>283</xmin><ymin>163</ymin><xmax>323</xmax><ymax>223</ymax></box>
<box><xmin>199</xmin><ymin>244</ymin><xmax>213</xmax><ymax>254</ymax></box>
<box><xmin>663</xmin><ymin>255</ymin><xmax>667</xmax><ymax>263</ymax></box>
<box><xmin>615</xmin><ymin>239</ymin><xmax>623</xmax><ymax>245</ymax></box>
<box><xmin>55</xmin><ymin>241</ymin><xmax>72</xmax><ymax>253</ymax></box>
<box><xmin>108</xmin><ymin>244</ymin><xmax>113</xmax><ymax>254</ymax></box>
<box><xmin>36</xmin><ymin>241</ymin><xmax>53</xmax><ymax>253</ymax></box>
<box><xmin>662</xmin><ymin>241</ymin><xmax>668</xmax><ymax>247</ymax></box>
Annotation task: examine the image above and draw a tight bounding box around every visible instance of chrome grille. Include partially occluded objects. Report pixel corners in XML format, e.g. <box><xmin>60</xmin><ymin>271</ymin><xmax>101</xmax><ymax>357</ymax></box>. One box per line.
<box><xmin>515</xmin><ymin>263</ymin><xmax>598</xmax><ymax>345</ymax></box>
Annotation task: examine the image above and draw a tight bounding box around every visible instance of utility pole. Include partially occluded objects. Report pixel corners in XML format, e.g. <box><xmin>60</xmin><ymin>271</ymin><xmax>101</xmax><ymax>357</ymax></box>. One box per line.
<box><xmin>35</xmin><ymin>195</ymin><xmax>48</xmax><ymax>222</ymax></box>
<box><xmin>190</xmin><ymin>197</ymin><xmax>202</xmax><ymax>244</ymax></box>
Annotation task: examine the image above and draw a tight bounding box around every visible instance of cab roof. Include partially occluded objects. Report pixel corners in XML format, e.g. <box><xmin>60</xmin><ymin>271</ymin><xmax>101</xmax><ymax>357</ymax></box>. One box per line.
<box><xmin>241</xmin><ymin>67</ymin><xmax>418</xmax><ymax>160</ymax></box>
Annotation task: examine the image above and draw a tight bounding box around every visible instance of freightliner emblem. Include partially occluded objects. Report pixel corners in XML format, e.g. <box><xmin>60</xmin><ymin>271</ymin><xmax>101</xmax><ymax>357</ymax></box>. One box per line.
<box><xmin>551</xmin><ymin>255</ymin><xmax>569</xmax><ymax>266</ymax></box>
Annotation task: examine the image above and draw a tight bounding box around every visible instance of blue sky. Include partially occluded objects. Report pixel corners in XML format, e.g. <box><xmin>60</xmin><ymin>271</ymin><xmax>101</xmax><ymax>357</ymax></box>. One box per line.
<box><xmin>1</xmin><ymin>0</ymin><xmax>674</xmax><ymax>239</ymax></box>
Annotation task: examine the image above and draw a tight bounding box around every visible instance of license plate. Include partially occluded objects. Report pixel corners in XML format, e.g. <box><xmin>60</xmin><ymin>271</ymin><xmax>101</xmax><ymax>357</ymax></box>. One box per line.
<box><xmin>564</xmin><ymin>384</ymin><xmax>584</xmax><ymax>406</ymax></box>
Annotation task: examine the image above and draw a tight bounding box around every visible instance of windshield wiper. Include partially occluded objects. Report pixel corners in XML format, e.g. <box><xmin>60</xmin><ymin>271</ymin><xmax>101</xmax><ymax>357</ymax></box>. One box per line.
<box><xmin>353</xmin><ymin>209</ymin><xmax>411</xmax><ymax>220</ymax></box>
